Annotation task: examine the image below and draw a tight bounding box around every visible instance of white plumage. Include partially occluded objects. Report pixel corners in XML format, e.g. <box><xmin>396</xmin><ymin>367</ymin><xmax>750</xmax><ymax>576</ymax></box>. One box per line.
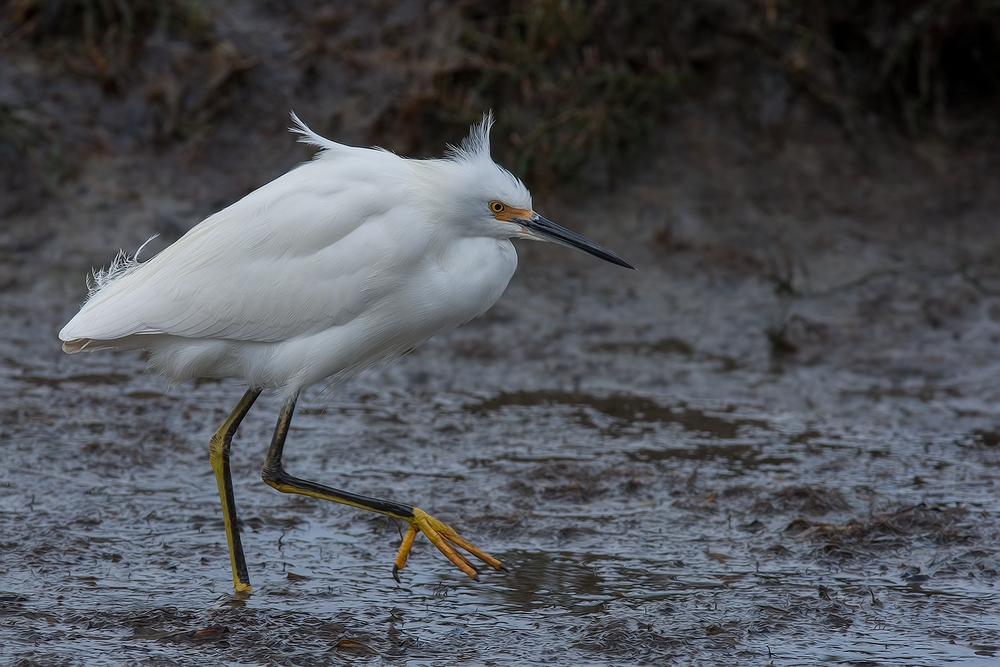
<box><xmin>57</xmin><ymin>113</ymin><xmax>632</xmax><ymax>594</ymax></box>
<box><xmin>60</xmin><ymin>115</ymin><xmax>534</xmax><ymax>393</ymax></box>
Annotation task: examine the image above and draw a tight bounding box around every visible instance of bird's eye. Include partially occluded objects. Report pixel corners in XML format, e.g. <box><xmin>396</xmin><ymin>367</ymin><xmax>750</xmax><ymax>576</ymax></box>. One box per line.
<box><xmin>489</xmin><ymin>201</ymin><xmax>506</xmax><ymax>214</ymax></box>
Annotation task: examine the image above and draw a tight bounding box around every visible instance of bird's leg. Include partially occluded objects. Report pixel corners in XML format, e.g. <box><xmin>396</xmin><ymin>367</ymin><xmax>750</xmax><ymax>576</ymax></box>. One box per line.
<box><xmin>260</xmin><ymin>392</ymin><xmax>504</xmax><ymax>582</ymax></box>
<box><xmin>209</xmin><ymin>387</ymin><xmax>262</xmax><ymax>596</ymax></box>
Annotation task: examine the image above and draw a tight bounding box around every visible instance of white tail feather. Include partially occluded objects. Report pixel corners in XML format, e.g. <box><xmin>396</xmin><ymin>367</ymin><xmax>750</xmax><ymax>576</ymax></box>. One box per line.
<box><xmin>86</xmin><ymin>235</ymin><xmax>158</xmax><ymax>301</ymax></box>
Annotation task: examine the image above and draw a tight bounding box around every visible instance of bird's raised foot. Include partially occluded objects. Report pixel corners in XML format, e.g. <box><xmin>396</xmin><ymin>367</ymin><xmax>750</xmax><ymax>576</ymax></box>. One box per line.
<box><xmin>392</xmin><ymin>508</ymin><xmax>504</xmax><ymax>582</ymax></box>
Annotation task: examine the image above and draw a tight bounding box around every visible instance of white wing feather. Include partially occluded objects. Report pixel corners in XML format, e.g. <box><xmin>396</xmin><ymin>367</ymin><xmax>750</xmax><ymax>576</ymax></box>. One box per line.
<box><xmin>60</xmin><ymin>149</ymin><xmax>423</xmax><ymax>345</ymax></box>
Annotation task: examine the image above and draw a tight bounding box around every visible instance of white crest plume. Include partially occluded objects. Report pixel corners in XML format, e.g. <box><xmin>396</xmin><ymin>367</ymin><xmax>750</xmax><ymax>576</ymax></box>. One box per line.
<box><xmin>288</xmin><ymin>111</ymin><xmax>341</xmax><ymax>154</ymax></box>
<box><xmin>445</xmin><ymin>111</ymin><xmax>495</xmax><ymax>162</ymax></box>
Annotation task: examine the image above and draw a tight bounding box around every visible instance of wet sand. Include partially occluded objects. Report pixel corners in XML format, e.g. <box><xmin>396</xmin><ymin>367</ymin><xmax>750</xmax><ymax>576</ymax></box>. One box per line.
<box><xmin>3</xmin><ymin>235</ymin><xmax>999</xmax><ymax>664</ymax></box>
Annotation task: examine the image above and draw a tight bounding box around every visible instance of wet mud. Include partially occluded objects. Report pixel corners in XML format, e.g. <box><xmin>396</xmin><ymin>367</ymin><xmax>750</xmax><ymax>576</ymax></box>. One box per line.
<box><xmin>2</xmin><ymin>248</ymin><xmax>1000</xmax><ymax>665</ymax></box>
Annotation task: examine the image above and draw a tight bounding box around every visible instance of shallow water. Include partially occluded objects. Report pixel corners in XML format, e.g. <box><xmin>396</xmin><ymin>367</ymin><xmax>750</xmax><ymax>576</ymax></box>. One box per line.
<box><xmin>3</xmin><ymin>254</ymin><xmax>1000</xmax><ymax>665</ymax></box>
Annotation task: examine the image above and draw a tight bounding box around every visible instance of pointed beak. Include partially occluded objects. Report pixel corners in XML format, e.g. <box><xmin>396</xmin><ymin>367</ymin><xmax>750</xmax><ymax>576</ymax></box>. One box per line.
<box><xmin>518</xmin><ymin>213</ymin><xmax>634</xmax><ymax>270</ymax></box>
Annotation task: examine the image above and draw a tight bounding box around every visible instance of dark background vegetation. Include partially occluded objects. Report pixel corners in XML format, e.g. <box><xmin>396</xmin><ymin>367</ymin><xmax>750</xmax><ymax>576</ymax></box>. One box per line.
<box><xmin>5</xmin><ymin>0</ymin><xmax>1000</xmax><ymax>371</ymax></box>
<box><xmin>4</xmin><ymin>0</ymin><xmax>1000</xmax><ymax>204</ymax></box>
<box><xmin>1</xmin><ymin>0</ymin><xmax>998</xmax><ymax>384</ymax></box>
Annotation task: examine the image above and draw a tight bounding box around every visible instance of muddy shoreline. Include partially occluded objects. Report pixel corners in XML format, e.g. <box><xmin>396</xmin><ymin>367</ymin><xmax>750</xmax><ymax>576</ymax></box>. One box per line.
<box><xmin>3</xmin><ymin>249</ymin><xmax>999</xmax><ymax>664</ymax></box>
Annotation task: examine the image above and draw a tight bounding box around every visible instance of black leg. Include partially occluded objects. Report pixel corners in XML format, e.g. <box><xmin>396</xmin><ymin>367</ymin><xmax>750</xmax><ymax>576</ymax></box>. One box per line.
<box><xmin>261</xmin><ymin>392</ymin><xmax>416</xmax><ymax>519</ymax></box>
<box><xmin>260</xmin><ymin>392</ymin><xmax>504</xmax><ymax>581</ymax></box>
<box><xmin>209</xmin><ymin>388</ymin><xmax>261</xmax><ymax>595</ymax></box>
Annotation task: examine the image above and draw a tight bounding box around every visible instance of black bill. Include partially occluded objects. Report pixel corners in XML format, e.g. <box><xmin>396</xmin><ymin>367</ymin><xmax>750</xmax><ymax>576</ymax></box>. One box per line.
<box><xmin>519</xmin><ymin>214</ymin><xmax>635</xmax><ymax>270</ymax></box>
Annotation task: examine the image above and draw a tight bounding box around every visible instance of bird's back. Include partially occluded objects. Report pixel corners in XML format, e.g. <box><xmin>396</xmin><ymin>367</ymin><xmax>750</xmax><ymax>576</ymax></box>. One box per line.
<box><xmin>62</xmin><ymin>148</ymin><xmax>417</xmax><ymax>346</ymax></box>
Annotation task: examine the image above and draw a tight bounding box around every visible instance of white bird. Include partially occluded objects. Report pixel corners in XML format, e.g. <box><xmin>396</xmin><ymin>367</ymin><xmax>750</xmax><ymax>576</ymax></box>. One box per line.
<box><xmin>59</xmin><ymin>113</ymin><xmax>633</xmax><ymax>596</ymax></box>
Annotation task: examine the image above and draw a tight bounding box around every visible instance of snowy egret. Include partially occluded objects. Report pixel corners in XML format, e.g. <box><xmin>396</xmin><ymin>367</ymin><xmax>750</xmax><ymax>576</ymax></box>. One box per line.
<box><xmin>59</xmin><ymin>113</ymin><xmax>633</xmax><ymax>595</ymax></box>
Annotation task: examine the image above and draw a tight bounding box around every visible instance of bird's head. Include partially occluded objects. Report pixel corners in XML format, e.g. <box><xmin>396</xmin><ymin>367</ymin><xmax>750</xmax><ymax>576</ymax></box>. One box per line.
<box><xmin>426</xmin><ymin>114</ymin><xmax>633</xmax><ymax>270</ymax></box>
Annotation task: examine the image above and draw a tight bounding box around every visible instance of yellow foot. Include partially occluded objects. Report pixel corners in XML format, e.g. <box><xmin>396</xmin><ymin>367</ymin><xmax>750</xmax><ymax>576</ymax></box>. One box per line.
<box><xmin>392</xmin><ymin>508</ymin><xmax>505</xmax><ymax>582</ymax></box>
<box><xmin>233</xmin><ymin>581</ymin><xmax>253</xmax><ymax>599</ymax></box>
